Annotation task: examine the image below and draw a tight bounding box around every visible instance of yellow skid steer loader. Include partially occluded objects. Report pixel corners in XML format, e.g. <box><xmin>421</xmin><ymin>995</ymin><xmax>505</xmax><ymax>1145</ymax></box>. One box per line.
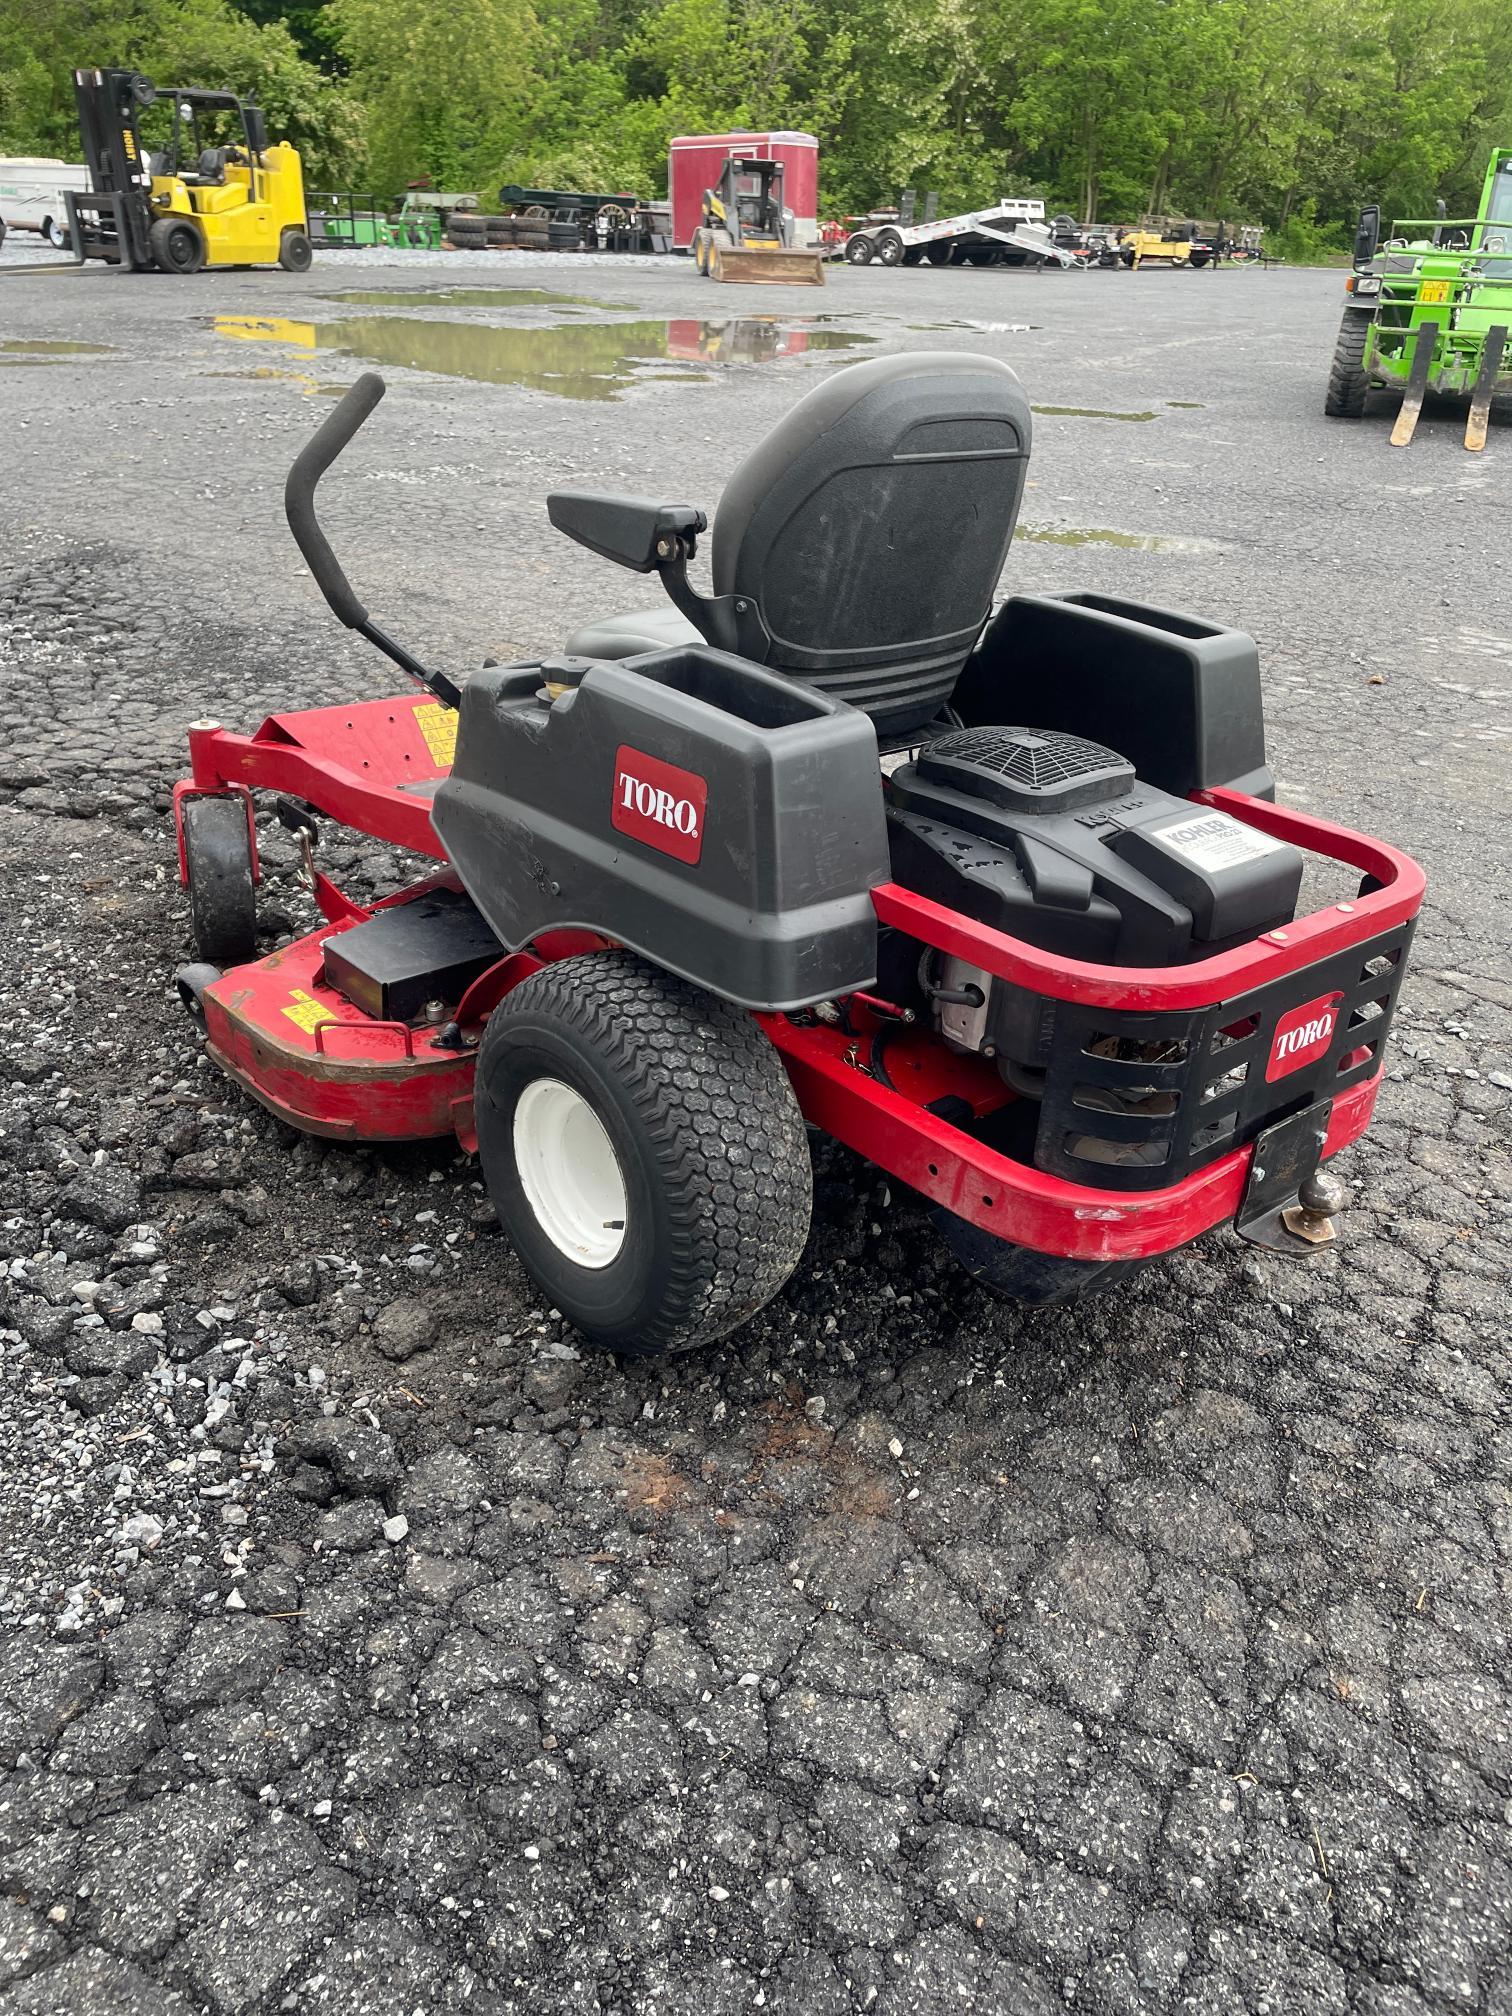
<box><xmin>691</xmin><ymin>158</ymin><xmax>823</xmax><ymax>285</ymax></box>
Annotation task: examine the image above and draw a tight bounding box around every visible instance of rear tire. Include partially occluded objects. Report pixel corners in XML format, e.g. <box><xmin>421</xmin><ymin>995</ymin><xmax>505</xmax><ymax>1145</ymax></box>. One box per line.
<box><xmin>1325</xmin><ymin>310</ymin><xmax>1372</xmax><ymax>417</ymax></box>
<box><xmin>874</xmin><ymin>228</ymin><xmax>904</xmax><ymax>267</ymax></box>
<box><xmin>278</xmin><ymin>228</ymin><xmax>313</xmax><ymax>273</ymax></box>
<box><xmin>183</xmin><ymin>795</ymin><xmax>256</xmax><ymax>967</ymax></box>
<box><xmin>42</xmin><ymin>217</ymin><xmax>68</xmax><ymax>250</ymax></box>
<box><xmin>475</xmin><ymin>952</ymin><xmax>812</xmax><ymax>1356</ymax></box>
<box><xmin>924</xmin><ymin>242</ymin><xmax>952</xmax><ymax>266</ymax></box>
<box><xmin>844</xmin><ymin>234</ymin><xmax>874</xmax><ymax>265</ymax></box>
<box><xmin>148</xmin><ymin>216</ymin><xmax>206</xmax><ymax>275</ymax></box>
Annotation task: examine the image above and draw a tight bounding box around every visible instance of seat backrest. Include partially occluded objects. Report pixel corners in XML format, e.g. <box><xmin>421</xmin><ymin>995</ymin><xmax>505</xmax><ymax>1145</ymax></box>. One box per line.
<box><xmin>710</xmin><ymin>352</ymin><xmax>1031</xmax><ymax>736</ymax></box>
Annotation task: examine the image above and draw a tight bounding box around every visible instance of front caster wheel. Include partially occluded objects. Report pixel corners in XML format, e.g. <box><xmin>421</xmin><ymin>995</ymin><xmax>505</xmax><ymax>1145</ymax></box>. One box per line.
<box><xmin>475</xmin><ymin>952</ymin><xmax>812</xmax><ymax>1355</ymax></box>
<box><xmin>182</xmin><ymin>794</ymin><xmax>256</xmax><ymax>967</ymax></box>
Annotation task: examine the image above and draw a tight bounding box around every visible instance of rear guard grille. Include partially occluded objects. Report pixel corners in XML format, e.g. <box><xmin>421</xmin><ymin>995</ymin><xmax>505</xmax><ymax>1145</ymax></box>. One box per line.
<box><xmin>1032</xmin><ymin>918</ymin><xmax>1415</xmax><ymax>1190</ymax></box>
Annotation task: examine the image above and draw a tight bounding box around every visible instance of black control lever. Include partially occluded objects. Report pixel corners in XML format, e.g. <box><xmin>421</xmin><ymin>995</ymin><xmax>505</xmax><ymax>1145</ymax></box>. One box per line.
<box><xmin>284</xmin><ymin>371</ymin><xmax>461</xmax><ymax>709</ymax></box>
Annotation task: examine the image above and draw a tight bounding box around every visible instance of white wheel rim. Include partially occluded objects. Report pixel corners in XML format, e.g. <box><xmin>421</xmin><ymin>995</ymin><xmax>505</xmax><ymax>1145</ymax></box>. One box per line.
<box><xmin>513</xmin><ymin>1077</ymin><xmax>628</xmax><ymax>1269</ymax></box>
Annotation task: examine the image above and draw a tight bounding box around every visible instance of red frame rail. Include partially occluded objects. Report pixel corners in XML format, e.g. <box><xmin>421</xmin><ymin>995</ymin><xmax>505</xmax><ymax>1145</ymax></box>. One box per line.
<box><xmin>179</xmin><ymin>706</ymin><xmax>1425</xmax><ymax>1265</ymax></box>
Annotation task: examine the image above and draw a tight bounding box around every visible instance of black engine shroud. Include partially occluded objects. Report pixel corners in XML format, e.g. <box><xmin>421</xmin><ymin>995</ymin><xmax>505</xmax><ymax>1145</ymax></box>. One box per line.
<box><xmin>886</xmin><ymin>724</ymin><xmax>1305</xmax><ymax>967</ymax></box>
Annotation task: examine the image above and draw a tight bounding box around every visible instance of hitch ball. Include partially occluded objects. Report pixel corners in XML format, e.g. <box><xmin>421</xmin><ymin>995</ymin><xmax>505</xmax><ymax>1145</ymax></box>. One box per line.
<box><xmin>1283</xmin><ymin>1167</ymin><xmax>1347</xmax><ymax>1247</ymax></box>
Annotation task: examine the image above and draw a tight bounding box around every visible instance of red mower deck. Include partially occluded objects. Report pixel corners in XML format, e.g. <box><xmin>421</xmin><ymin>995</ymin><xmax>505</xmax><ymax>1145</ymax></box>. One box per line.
<box><xmin>177</xmin><ymin>702</ymin><xmax>1422</xmax><ymax>1265</ymax></box>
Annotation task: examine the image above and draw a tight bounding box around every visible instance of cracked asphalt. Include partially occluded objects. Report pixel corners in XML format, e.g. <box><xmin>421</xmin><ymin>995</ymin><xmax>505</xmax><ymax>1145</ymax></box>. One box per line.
<box><xmin>1</xmin><ymin>246</ymin><xmax>1510</xmax><ymax>2016</ymax></box>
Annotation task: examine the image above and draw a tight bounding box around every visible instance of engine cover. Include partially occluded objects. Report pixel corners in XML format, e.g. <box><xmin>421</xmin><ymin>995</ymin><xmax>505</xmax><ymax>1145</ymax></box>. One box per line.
<box><xmin>887</xmin><ymin>725</ymin><xmax>1303</xmax><ymax>967</ymax></box>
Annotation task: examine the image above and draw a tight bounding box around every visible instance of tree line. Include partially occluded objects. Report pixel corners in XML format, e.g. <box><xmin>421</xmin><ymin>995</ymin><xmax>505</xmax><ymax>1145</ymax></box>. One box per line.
<box><xmin>3</xmin><ymin>0</ymin><xmax>1509</xmax><ymax>254</ymax></box>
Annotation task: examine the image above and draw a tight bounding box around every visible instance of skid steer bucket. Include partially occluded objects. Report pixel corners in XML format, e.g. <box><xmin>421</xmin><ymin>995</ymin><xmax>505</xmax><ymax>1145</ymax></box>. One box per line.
<box><xmin>712</xmin><ymin>244</ymin><xmax>825</xmax><ymax>285</ymax></box>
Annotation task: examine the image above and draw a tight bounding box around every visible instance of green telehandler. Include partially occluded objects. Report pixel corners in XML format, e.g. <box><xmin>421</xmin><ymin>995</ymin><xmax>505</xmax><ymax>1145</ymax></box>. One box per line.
<box><xmin>1325</xmin><ymin>148</ymin><xmax>1512</xmax><ymax>450</ymax></box>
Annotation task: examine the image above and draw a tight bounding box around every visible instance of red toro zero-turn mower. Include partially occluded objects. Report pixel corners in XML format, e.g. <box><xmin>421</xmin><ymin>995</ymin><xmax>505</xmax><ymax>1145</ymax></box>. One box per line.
<box><xmin>172</xmin><ymin>355</ymin><xmax>1424</xmax><ymax>1354</ymax></box>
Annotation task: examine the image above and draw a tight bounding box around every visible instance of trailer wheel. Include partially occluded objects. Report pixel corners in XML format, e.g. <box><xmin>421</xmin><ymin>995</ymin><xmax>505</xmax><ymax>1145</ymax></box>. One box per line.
<box><xmin>182</xmin><ymin>795</ymin><xmax>256</xmax><ymax>967</ymax></box>
<box><xmin>924</xmin><ymin>242</ymin><xmax>952</xmax><ymax>266</ymax></box>
<box><xmin>149</xmin><ymin>216</ymin><xmax>206</xmax><ymax>275</ymax></box>
<box><xmin>874</xmin><ymin>228</ymin><xmax>905</xmax><ymax>266</ymax></box>
<box><xmin>1324</xmin><ymin>309</ymin><xmax>1372</xmax><ymax>417</ymax></box>
<box><xmin>475</xmin><ymin>951</ymin><xmax>812</xmax><ymax>1356</ymax></box>
<box><xmin>42</xmin><ymin>217</ymin><xmax>68</xmax><ymax>250</ymax></box>
<box><xmin>278</xmin><ymin>228</ymin><xmax>314</xmax><ymax>273</ymax></box>
<box><xmin>844</xmin><ymin>234</ymin><xmax>874</xmax><ymax>265</ymax></box>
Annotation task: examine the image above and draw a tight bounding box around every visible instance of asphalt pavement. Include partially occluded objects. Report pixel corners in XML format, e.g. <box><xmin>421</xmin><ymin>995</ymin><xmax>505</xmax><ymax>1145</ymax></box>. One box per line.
<box><xmin>1</xmin><ymin>245</ymin><xmax>1509</xmax><ymax>2016</ymax></box>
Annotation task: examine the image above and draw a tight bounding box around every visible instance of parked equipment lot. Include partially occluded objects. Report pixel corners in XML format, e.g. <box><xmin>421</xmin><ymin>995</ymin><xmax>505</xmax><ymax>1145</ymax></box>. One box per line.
<box><xmin>1</xmin><ymin>253</ymin><xmax>1508</xmax><ymax>2016</ymax></box>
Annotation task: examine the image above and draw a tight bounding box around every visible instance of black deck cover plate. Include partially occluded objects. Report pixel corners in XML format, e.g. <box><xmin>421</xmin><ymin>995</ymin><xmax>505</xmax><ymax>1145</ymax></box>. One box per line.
<box><xmin>322</xmin><ymin>888</ymin><xmax>502</xmax><ymax>1023</ymax></box>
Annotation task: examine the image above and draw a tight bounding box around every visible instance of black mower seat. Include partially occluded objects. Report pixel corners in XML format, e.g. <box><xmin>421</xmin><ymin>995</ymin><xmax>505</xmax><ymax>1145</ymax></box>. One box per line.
<box><xmin>566</xmin><ymin>607</ymin><xmax>701</xmax><ymax>660</ymax></box>
<box><xmin>558</xmin><ymin>351</ymin><xmax>1031</xmax><ymax>738</ymax></box>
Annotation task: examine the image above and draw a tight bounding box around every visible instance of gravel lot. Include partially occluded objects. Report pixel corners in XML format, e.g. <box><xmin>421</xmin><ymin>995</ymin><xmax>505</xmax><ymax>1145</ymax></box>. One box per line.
<box><xmin>1</xmin><ymin>245</ymin><xmax>1509</xmax><ymax>2016</ymax></box>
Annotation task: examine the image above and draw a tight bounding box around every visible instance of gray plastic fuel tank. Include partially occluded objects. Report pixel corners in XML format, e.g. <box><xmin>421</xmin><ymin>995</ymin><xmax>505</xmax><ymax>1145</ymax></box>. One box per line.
<box><xmin>431</xmin><ymin>646</ymin><xmax>890</xmax><ymax>1011</ymax></box>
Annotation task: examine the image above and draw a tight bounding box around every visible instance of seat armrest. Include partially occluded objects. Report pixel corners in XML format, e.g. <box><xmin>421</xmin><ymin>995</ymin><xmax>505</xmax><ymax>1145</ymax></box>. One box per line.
<box><xmin>546</xmin><ymin>492</ymin><xmax>706</xmax><ymax>573</ymax></box>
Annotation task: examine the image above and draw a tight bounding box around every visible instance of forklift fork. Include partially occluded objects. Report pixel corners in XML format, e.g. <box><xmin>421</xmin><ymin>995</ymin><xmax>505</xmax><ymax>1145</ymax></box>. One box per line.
<box><xmin>1389</xmin><ymin>325</ymin><xmax>1437</xmax><ymax>447</ymax></box>
<box><xmin>1464</xmin><ymin>324</ymin><xmax>1507</xmax><ymax>453</ymax></box>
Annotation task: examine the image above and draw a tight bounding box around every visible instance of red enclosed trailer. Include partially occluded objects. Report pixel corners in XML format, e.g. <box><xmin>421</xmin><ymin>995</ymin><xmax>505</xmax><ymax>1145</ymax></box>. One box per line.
<box><xmin>668</xmin><ymin>131</ymin><xmax>819</xmax><ymax>251</ymax></box>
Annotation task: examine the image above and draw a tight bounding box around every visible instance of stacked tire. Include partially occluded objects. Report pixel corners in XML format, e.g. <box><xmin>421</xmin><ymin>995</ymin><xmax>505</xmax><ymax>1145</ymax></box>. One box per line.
<box><xmin>447</xmin><ymin>210</ymin><xmax>486</xmax><ymax>248</ymax></box>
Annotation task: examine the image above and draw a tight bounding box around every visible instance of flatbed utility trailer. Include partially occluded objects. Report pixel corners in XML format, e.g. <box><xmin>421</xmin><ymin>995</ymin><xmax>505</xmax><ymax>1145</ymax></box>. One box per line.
<box><xmin>1327</xmin><ymin>149</ymin><xmax>1512</xmax><ymax>450</ymax></box>
<box><xmin>842</xmin><ymin>198</ymin><xmax>1077</xmax><ymax>269</ymax></box>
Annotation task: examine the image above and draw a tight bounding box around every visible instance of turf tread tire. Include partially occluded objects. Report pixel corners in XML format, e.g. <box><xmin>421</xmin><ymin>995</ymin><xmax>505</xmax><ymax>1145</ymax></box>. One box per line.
<box><xmin>477</xmin><ymin>951</ymin><xmax>812</xmax><ymax>1355</ymax></box>
<box><xmin>1325</xmin><ymin>310</ymin><xmax>1372</xmax><ymax>417</ymax></box>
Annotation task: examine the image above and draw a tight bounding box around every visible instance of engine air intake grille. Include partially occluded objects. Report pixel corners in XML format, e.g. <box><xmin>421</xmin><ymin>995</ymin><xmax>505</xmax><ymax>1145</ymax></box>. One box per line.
<box><xmin>918</xmin><ymin>726</ymin><xmax>1134</xmax><ymax>812</ymax></box>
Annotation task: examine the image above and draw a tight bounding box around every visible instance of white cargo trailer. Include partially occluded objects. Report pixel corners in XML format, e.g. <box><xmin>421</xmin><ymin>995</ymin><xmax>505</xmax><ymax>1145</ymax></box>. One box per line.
<box><xmin>0</xmin><ymin>157</ymin><xmax>90</xmax><ymax>250</ymax></box>
<box><xmin>841</xmin><ymin>197</ymin><xmax>1077</xmax><ymax>269</ymax></box>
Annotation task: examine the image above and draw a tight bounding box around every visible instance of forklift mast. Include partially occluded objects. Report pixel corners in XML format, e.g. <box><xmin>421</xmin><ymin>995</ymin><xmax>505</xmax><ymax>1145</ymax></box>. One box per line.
<box><xmin>69</xmin><ymin>67</ymin><xmax>157</xmax><ymax>267</ymax></box>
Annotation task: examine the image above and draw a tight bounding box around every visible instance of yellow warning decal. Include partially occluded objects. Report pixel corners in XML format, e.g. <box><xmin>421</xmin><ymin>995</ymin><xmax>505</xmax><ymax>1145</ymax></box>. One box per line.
<box><xmin>282</xmin><ymin>988</ymin><xmax>335</xmax><ymax>1034</ymax></box>
<box><xmin>415</xmin><ymin>702</ymin><xmax>457</xmax><ymax>768</ymax></box>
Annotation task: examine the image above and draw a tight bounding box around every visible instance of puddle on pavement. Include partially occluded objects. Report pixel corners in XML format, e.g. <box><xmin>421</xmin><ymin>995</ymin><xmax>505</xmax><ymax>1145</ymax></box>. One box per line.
<box><xmin>1020</xmin><ymin>526</ymin><xmax>1221</xmax><ymax>552</ymax></box>
<box><xmin>213</xmin><ymin>312</ymin><xmax>872</xmax><ymax>398</ymax></box>
<box><xmin>207</xmin><ymin>366</ymin><xmax>347</xmax><ymax>396</ymax></box>
<box><xmin>1167</xmin><ymin>399</ymin><xmax>1205</xmax><ymax>409</ymax></box>
<box><xmin>0</xmin><ymin>339</ymin><xmax>113</xmax><ymax>356</ymax></box>
<box><xmin>325</xmin><ymin>287</ymin><xmax>602</xmax><ymax>310</ymax></box>
<box><xmin>1032</xmin><ymin>404</ymin><xmax>1157</xmax><ymax>422</ymax></box>
<box><xmin>907</xmin><ymin>320</ymin><xmax>1039</xmax><ymax>334</ymax></box>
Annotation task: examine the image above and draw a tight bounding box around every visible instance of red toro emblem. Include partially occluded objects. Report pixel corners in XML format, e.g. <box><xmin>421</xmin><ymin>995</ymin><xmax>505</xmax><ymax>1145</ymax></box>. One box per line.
<box><xmin>1266</xmin><ymin>991</ymin><xmax>1343</xmax><ymax>1081</ymax></box>
<box><xmin>611</xmin><ymin>745</ymin><xmax>707</xmax><ymax>864</ymax></box>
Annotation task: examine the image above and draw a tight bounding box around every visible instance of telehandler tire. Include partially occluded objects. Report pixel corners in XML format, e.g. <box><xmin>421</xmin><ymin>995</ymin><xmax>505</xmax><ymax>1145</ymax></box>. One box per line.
<box><xmin>475</xmin><ymin>951</ymin><xmax>812</xmax><ymax>1356</ymax></box>
<box><xmin>279</xmin><ymin>229</ymin><xmax>314</xmax><ymax>273</ymax></box>
<box><xmin>1325</xmin><ymin>309</ymin><xmax>1372</xmax><ymax>417</ymax></box>
<box><xmin>149</xmin><ymin>217</ymin><xmax>206</xmax><ymax>275</ymax></box>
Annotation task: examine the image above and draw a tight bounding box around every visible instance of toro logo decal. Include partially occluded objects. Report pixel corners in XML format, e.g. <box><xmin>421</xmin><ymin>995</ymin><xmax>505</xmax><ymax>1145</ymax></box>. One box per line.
<box><xmin>611</xmin><ymin>745</ymin><xmax>707</xmax><ymax>865</ymax></box>
<box><xmin>1266</xmin><ymin>990</ymin><xmax>1343</xmax><ymax>1081</ymax></box>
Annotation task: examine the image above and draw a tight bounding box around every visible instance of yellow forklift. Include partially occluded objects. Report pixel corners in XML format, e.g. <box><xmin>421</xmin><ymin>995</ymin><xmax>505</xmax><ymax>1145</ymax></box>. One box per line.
<box><xmin>66</xmin><ymin>68</ymin><xmax>311</xmax><ymax>274</ymax></box>
<box><xmin>690</xmin><ymin>158</ymin><xmax>823</xmax><ymax>285</ymax></box>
